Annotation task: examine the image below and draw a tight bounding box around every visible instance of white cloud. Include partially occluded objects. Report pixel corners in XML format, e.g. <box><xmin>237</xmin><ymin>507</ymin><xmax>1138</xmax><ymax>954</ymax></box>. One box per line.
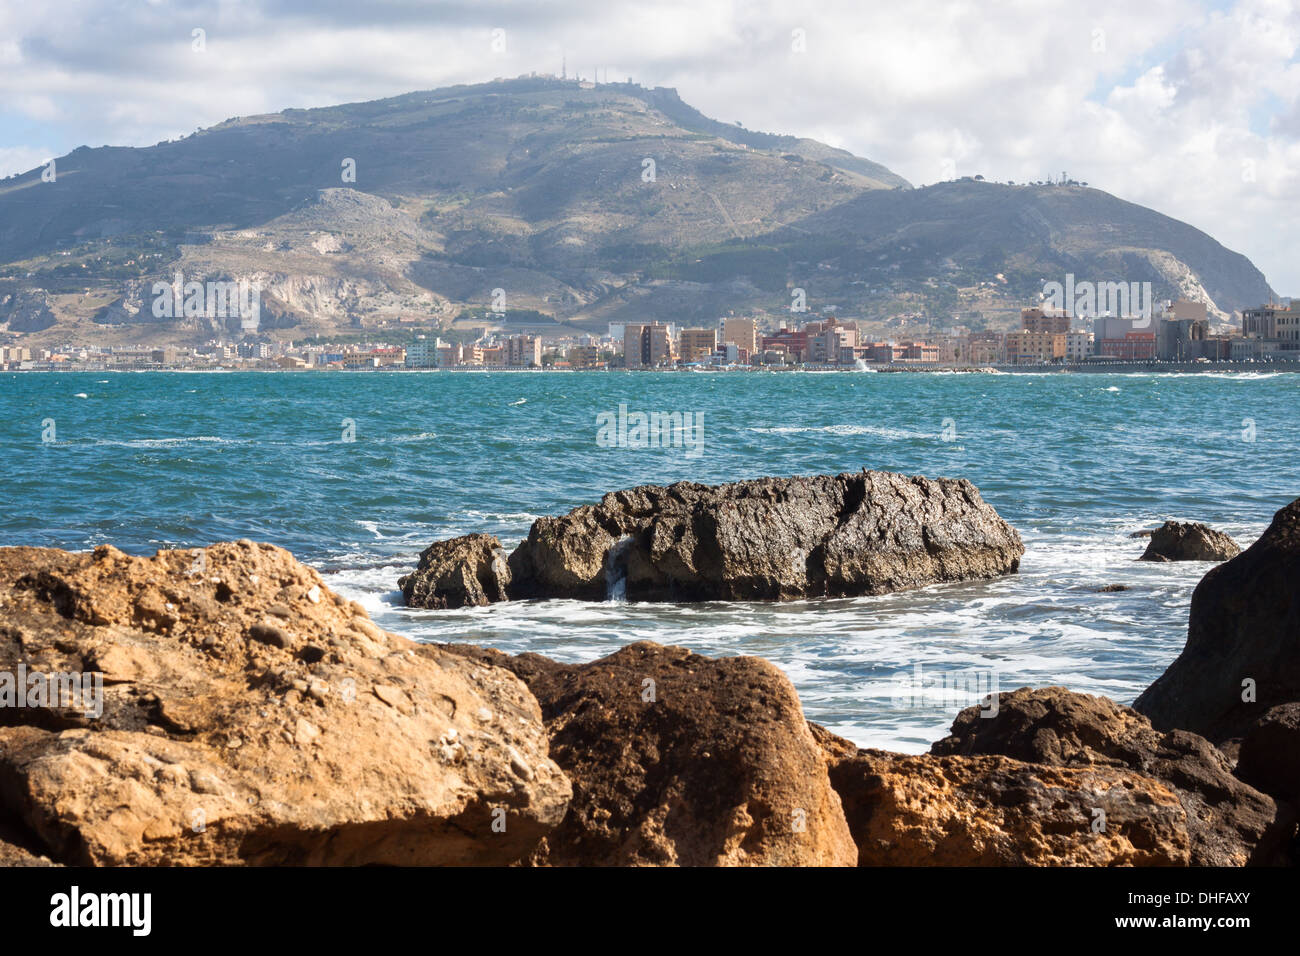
<box><xmin>0</xmin><ymin>146</ymin><xmax>55</xmax><ymax>177</ymax></box>
<box><xmin>1</xmin><ymin>0</ymin><xmax>1299</xmax><ymax>291</ymax></box>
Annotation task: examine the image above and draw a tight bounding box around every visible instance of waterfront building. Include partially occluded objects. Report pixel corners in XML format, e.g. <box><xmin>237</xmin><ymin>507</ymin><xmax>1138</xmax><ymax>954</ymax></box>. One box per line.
<box><xmin>568</xmin><ymin>344</ymin><xmax>600</xmax><ymax>367</ymax></box>
<box><xmin>804</xmin><ymin>317</ymin><xmax>857</xmax><ymax>364</ymax></box>
<box><xmin>623</xmin><ymin>323</ymin><xmax>674</xmax><ymax>368</ymax></box>
<box><xmin>720</xmin><ymin>317</ymin><xmax>759</xmax><ymax>356</ymax></box>
<box><xmin>1065</xmin><ymin>331</ymin><xmax>1094</xmax><ymax>362</ymax></box>
<box><xmin>862</xmin><ymin>341</ymin><xmax>896</xmax><ymax>363</ymax></box>
<box><xmin>1005</xmin><ymin>331</ymin><xmax>1066</xmax><ymax>364</ymax></box>
<box><xmin>505</xmin><ymin>334</ymin><xmax>542</xmax><ymax>367</ymax></box>
<box><xmin>404</xmin><ymin>341</ymin><xmax>437</xmax><ymax>368</ymax></box>
<box><xmin>1093</xmin><ymin>316</ymin><xmax>1153</xmax><ymax>350</ymax></box>
<box><xmin>761</xmin><ymin>327</ymin><xmax>808</xmax><ymax>362</ymax></box>
<box><xmin>1097</xmin><ymin>331</ymin><xmax>1156</xmax><ymax>360</ymax></box>
<box><xmin>895</xmin><ymin>341</ymin><xmax>939</xmax><ymax>363</ymax></box>
<box><xmin>1021</xmin><ymin>307</ymin><xmax>1070</xmax><ymax>334</ymax></box>
<box><xmin>930</xmin><ymin>335</ymin><xmax>963</xmax><ymax>364</ymax></box>
<box><xmin>678</xmin><ymin>328</ymin><xmax>718</xmax><ymax>363</ymax></box>
<box><xmin>1157</xmin><ymin>318</ymin><xmax>1209</xmax><ymax>360</ymax></box>
<box><xmin>1242</xmin><ymin>302</ymin><xmax>1300</xmax><ymax>339</ymax></box>
<box><xmin>1200</xmin><ymin>335</ymin><xmax>1234</xmax><ymax>361</ymax></box>
<box><xmin>964</xmin><ymin>331</ymin><xmax>1005</xmax><ymax>365</ymax></box>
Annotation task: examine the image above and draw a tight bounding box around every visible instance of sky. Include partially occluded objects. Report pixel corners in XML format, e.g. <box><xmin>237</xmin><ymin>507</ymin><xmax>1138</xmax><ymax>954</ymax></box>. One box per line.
<box><xmin>3</xmin><ymin>0</ymin><xmax>1299</xmax><ymax>292</ymax></box>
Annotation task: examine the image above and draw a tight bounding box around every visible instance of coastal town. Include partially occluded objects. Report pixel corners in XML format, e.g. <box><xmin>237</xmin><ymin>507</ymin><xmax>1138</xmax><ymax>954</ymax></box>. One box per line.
<box><xmin>3</xmin><ymin>298</ymin><xmax>1299</xmax><ymax>372</ymax></box>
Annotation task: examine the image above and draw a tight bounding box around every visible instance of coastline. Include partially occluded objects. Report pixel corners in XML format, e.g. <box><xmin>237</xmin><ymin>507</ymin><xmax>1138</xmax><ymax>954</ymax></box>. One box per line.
<box><xmin>8</xmin><ymin>359</ymin><xmax>1300</xmax><ymax>374</ymax></box>
<box><xmin>2</xmin><ymin>493</ymin><xmax>1296</xmax><ymax>867</ymax></box>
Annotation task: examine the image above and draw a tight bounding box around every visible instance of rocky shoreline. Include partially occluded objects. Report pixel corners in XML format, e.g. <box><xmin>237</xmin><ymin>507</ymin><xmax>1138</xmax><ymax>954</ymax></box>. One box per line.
<box><xmin>0</xmin><ymin>486</ymin><xmax>1295</xmax><ymax>866</ymax></box>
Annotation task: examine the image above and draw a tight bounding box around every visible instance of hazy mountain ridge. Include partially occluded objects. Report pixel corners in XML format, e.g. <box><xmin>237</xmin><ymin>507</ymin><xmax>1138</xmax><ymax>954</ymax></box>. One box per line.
<box><xmin>0</xmin><ymin>76</ymin><xmax>1275</xmax><ymax>344</ymax></box>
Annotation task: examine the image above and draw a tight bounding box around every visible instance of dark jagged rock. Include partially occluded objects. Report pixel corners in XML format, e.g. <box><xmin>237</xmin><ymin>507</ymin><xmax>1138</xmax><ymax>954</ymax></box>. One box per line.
<box><xmin>1135</xmin><ymin>497</ymin><xmax>1300</xmax><ymax>742</ymax></box>
<box><xmin>399</xmin><ymin>533</ymin><xmax>511</xmax><ymax>609</ymax></box>
<box><xmin>435</xmin><ymin>640</ymin><xmax>857</xmax><ymax>866</ymax></box>
<box><xmin>405</xmin><ymin>471</ymin><xmax>1023</xmax><ymax>606</ymax></box>
<box><xmin>1236</xmin><ymin>704</ymin><xmax>1300</xmax><ymax>802</ymax></box>
<box><xmin>931</xmin><ymin>687</ymin><xmax>1293</xmax><ymax>866</ymax></box>
<box><xmin>1138</xmin><ymin>521</ymin><xmax>1241</xmax><ymax>562</ymax></box>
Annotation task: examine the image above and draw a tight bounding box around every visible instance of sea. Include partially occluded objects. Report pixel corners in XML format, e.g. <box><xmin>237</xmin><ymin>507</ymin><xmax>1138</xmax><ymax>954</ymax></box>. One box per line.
<box><xmin>3</xmin><ymin>368</ymin><xmax>1295</xmax><ymax>752</ymax></box>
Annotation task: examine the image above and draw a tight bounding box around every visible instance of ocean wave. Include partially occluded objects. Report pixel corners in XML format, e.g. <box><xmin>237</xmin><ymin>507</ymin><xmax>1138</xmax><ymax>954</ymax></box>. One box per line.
<box><xmin>750</xmin><ymin>424</ymin><xmax>931</xmax><ymax>439</ymax></box>
<box><xmin>82</xmin><ymin>436</ymin><xmax>248</xmax><ymax>447</ymax></box>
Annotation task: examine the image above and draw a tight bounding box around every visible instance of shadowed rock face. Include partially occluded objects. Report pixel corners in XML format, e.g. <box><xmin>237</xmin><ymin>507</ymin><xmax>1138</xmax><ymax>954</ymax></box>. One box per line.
<box><xmin>1236</xmin><ymin>704</ymin><xmax>1300</xmax><ymax>802</ymax></box>
<box><xmin>1139</xmin><ymin>521</ymin><xmax>1241</xmax><ymax>562</ymax></box>
<box><xmin>403</xmin><ymin>471</ymin><xmax>1023</xmax><ymax>607</ymax></box>
<box><xmin>826</xmin><ymin>749</ymin><xmax>1190</xmax><ymax>866</ymax></box>
<box><xmin>0</xmin><ymin>542</ymin><xmax>570</xmax><ymax>866</ymax></box>
<box><xmin>930</xmin><ymin>687</ymin><xmax>1293</xmax><ymax>866</ymax></box>
<box><xmin>437</xmin><ymin>640</ymin><xmax>858</xmax><ymax>867</ymax></box>
<box><xmin>0</xmin><ymin>821</ymin><xmax>59</xmax><ymax>866</ymax></box>
<box><xmin>398</xmin><ymin>533</ymin><xmax>511</xmax><ymax>609</ymax></box>
<box><xmin>1135</xmin><ymin>497</ymin><xmax>1300</xmax><ymax>743</ymax></box>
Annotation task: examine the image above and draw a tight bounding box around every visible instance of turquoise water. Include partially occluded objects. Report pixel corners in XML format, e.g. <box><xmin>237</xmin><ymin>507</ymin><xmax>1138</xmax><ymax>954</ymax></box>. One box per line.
<box><xmin>3</xmin><ymin>369</ymin><xmax>1296</xmax><ymax>750</ymax></box>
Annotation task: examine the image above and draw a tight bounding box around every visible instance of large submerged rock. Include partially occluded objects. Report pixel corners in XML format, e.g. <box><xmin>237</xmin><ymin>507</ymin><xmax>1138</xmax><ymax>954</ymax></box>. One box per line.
<box><xmin>1138</xmin><ymin>521</ymin><xmax>1241</xmax><ymax>562</ymax></box>
<box><xmin>403</xmin><ymin>470</ymin><xmax>1023</xmax><ymax>606</ymax></box>
<box><xmin>1135</xmin><ymin>497</ymin><xmax>1300</xmax><ymax>743</ymax></box>
<box><xmin>930</xmin><ymin>687</ymin><xmax>1293</xmax><ymax>866</ymax></box>
<box><xmin>438</xmin><ymin>640</ymin><xmax>858</xmax><ymax>866</ymax></box>
<box><xmin>0</xmin><ymin>542</ymin><xmax>570</xmax><ymax>865</ymax></box>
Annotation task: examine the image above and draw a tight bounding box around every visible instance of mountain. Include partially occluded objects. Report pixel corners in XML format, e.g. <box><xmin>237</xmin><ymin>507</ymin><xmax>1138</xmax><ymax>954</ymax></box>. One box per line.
<box><xmin>0</xmin><ymin>75</ymin><xmax>1274</xmax><ymax>345</ymax></box>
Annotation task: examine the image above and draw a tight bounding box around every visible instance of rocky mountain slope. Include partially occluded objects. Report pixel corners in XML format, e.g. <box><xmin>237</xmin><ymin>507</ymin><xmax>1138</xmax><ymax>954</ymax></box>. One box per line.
<box><xmin>0</xmin><ymin>75</ymin><xmax>1275</xmax><ymax>345</ymax></box>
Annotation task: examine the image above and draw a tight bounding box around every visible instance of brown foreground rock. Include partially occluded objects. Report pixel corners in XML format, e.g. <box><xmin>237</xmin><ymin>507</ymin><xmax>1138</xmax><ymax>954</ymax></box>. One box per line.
<box><xmin>930</xmin><ymin>687</ymin><xmax>1293</xmax><ymax>866</ymax></box>
<box><xmin>0</xmin><ymin>542</ymin><xmax>570</xmax><ymax>865</ymax></box>
<box><xmin>0</xmin><ymin>838</ymin><xmax>59</xmax><ymax>866</ymax></box>
<box><xmin>438</xmin><ymin>640</ymin><xmax>858</xmax><ymax>866</ymax></box>
<box><xmin>1138</xmin><ymin>521</ymin><xmax>1241</xmax><ymax>562</ymax></box>
<box><xmin>1135</xmin><ymin>496</ymin><xmax>1300</xmax><ymax>742</ymax></box>
<box><xmin>404</xmin><ymin>470</ymin><xmax>1023</xmax><ymax>607</ymax></box>
<box><xmin>826</xmin><ymin>749</ymin><xmax>1190</xmax><ymax>866</ymax></box>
